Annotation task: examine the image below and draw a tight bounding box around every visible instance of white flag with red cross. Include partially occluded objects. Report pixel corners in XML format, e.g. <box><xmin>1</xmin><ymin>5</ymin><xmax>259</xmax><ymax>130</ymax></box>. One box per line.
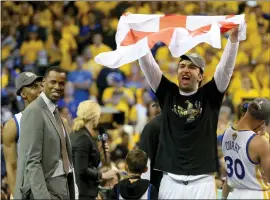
<box><xmin>94</xmin><ymin>13</ymin><xmax>246</xmax><ymax>68</ymax></box>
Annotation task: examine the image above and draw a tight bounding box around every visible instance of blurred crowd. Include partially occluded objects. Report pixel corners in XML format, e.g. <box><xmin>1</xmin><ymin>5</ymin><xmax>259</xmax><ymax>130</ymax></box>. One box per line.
<box><xmin>1</xmin><ymin>1</ymin><xmax>269</xmax><ymax>199</ymax></box>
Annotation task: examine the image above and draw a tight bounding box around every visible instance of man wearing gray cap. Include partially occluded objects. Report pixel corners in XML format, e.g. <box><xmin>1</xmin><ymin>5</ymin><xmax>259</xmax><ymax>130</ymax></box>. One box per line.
<box><xmin>221</xmin><ymin>98</ymin><xmax>270</xmax><ymax>199</ymax></box>
<box><xmin>2</xmin><ymin>72</ymin><xmax>43</xmax><ymax>196</ymax></box>
<box><xmin>138</xmin><ymin>26</ymin><xmax>240</xmax><ymax>198</ymax></box>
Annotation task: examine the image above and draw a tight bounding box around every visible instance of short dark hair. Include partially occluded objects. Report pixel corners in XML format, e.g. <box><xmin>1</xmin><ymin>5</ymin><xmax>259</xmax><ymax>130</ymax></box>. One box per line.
<box><xmin>125</xmin><ymin>149</ymin><xmax>148</xmax><ymax>174</ymax></box>
<box><xmin>44</xmin><ymin>66</ymin><xmax>66</xmax><ymax>78</ymax></box>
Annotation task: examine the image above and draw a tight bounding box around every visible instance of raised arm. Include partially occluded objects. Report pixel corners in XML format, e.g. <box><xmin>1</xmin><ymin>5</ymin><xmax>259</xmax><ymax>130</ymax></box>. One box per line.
<box><xmin>20</xmin><ymin>108</ymin><xmax>51</xmax><ymax>199</ymax></box>
<box><xmin>138</xmin><ymin>52</ymin><xmax>162</xmax><ymax>92</ymax></box>
<box><xmin>214</xmin><ymin>27</ymin><xmax>239</xmax><ymax>93</ymax></box>
<box><xmin>2</xmin><ymin>119</ymin><xmax>18</xmax><ymax>195</ymax></box>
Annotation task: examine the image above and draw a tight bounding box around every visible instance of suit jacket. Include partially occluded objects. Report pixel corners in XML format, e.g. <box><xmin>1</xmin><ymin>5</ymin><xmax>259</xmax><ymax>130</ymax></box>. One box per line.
<box><xmin>70</xmin><ymin>127</ymin><xmax>101</xmax><ymax>199</ymax></box>
<box><xmin>14</xmin><ymin>96</ymin><xmax>75</xmax><ymax>199</ymax></box>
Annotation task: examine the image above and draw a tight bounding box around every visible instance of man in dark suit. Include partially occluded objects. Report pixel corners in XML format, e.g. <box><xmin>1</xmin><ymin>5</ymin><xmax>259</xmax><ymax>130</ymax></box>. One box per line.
<box><xmin>15</xmin><ymin>66</ymin><xmax>77</xmax><ymax>199</ymax></box>
<box><xmin>139</xmin><ymin>114</ymin><xmax>163</xmax><ymax>191</ymax></box>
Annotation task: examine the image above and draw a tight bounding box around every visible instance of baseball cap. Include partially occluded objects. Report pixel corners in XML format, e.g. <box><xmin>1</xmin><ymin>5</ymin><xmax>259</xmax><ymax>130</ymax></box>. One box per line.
<box><xmin>180</xmin><ymin>53</ymin><xmax>206</xmax><ymax>72</ymax></box>
<box><xmin>109</xmin><ymin>72</ymin><xmax>124</xmax><ymax>83</ymax></box>
<box><xmin>28</xmin><ymin>25</ymin><xmax>38</xmax><ymax>33</ymax></box>
<box><xmin>248</xmin><ymin>98</ymin><xmax>270</xmax><ymax>121</ymax></box>
<box><xmin>15</xmin><ymin>72</ymin><xmax>43</xmax><ymax>95</ymax></box>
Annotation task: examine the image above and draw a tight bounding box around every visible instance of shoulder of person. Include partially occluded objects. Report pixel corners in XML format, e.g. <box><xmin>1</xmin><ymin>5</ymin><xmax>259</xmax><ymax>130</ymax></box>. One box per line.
<box><xmin>250</xmin><ymin>134</ymin><xmax>269</xmax><ymax>154</ymax></box>
<box><xmin>2</xmin><ymin>118</ymin><xmax>17</xmax><ymax>142</ymax></box>
<box><xmin>24</xmin><ymin>99</ymin><xmax>41</xmax><ymax>113</ymax></box>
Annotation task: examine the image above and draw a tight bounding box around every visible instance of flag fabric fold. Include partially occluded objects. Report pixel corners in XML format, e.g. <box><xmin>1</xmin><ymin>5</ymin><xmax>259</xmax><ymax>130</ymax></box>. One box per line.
<box><xmin>95</xmin><ymin>14</ymin><xmax>246</xmax><ymax>68</ymax></box>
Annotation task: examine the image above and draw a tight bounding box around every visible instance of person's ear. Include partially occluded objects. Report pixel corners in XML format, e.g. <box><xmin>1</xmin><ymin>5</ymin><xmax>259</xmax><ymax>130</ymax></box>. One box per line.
<box><xmin>198</xmin><ymin>72</ymin><xmax>203</xmax><ymax>82</ymax></box>
<box><xmin>143</xmin><ymin>166</ymin><xmax>148</xmax><ymax>173</ymax></box>
<box><xmin>20</xmin><ymin>90</ymin><xmax>27</xmax><ymax>100</ymax></box>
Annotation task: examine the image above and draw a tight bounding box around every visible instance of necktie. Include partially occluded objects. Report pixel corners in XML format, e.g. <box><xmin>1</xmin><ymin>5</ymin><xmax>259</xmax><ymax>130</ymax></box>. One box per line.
<box><xmin>53</xmin><ymin>108</ymin><xmax>69</xmax><ymax>175</ymax></box>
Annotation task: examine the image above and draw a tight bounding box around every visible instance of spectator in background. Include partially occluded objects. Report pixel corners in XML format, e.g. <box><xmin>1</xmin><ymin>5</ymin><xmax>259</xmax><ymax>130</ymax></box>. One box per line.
<box><xmin>129</xmin><ymin>89</ymin><xmax>153</xmax><ymax>133</ymax></box>
<box><xmin>1</xmin><ymin>26</ymin><xmax>17</xmax><ymax>63</ymax></box>
<box><xmin>58</xmin><ymin>81</ymin><xmax>79</xmax><ymax>118</ymax></box>
<box><xmin>20</xmin><ymin>26</ymin><xmax>44</xmax><ymax>71</ymax></box>
<box><xmin>146</xmin><ymin>101</ymin><xmax>161</xmax><ymax>122</ymax></box>
<box><xmin>217</xmin><ymin>106</ymin><xmax>233</xmax><ymax>136</ymax></box>
<box><xmin>62</xmin><ymin>14</ymin><xmax>79</xmax><ymax>38</ymax></box>
<box><xmin>111</xmin><ymin>133</ymin><xmax>129</xmax><ymax>162</ymax></box>
<box><xmin>125</xmin><ymin>62</ymin><xmax>144</xmax><ymax>89</ymax></box>
<box><xmin>101</xmin><ymin>17</ymin><xmax>116</xmax><ymax>50</ymax></box>
<box><xmin>45</xmin><ymin>28</ymin><xmax>62</xmax><ymax>66</ymax></box>
<box><xmin>67</xmin><ymin>56</ymin><xmax>92</xmax><ymax>102</ymax></box>
<box><xmin>89</xmin><ymin>33</ymin><xmax>112</xmax><ymax>58</ymax></box>
<box><xmin>96</xmin><ymin>68</ymin><xmax>125</xmax><ymax>104</ymax></box>
<box><xmin>78</xmin><ymin>12</ymin><xmax>102</xmax><ymax>52</ymax></box>
<box><xmin>82</xmin><ymin>47</ymin><xmax>103</xmax><ymax>81</ymax></box>
<box><xmin>102</xmin><ymin>72</ymin><xmax>135</xmax><ymax>121</ymax></box>
<box><xmin>30</xmin><ymin>13</ymin><xmax>47</xmax><ymax>42</ymax></box>
<box><xmin>232</xmin><ymin>76</ymin><xmax>260</xmax><ymax>106</ymax></box>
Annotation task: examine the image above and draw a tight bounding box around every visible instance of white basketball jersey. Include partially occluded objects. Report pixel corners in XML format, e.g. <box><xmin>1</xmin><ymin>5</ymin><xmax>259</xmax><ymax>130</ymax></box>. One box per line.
<box><xmin>222</xmin><ymin>126</ymin><xmax>270</xmax><ymax>191</ymax></box>
<box><xmin>13</xmin><ymin>112</ymin><xmax>22</xmax><ymax>154</ymax></box>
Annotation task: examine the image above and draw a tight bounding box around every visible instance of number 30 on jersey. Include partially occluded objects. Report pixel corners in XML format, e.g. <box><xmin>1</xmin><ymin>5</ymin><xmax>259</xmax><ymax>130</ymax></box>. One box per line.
<box><xmin>224</xmin><ymin>156</ymin><xmax>245</xmax><ymax>179</ymax></box>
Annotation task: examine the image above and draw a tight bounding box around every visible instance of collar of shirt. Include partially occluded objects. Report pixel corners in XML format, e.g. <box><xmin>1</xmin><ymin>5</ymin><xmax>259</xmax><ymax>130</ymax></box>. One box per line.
<box><xmin>40</xmin><ymin>92</ymin><xmax>57</xmax><ymax>114</ymax></box>
<box><xmin>179</xmin><ymin>89</ymin><xmax>197</xmax><ymax>96</ymax></box>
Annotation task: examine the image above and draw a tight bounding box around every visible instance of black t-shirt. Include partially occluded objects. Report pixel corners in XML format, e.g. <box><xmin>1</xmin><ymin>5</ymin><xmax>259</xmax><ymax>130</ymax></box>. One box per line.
<box><xmin>154</xmin><ymin>75</ymin><xmax>224</xmax><ymax>175</ymax></box>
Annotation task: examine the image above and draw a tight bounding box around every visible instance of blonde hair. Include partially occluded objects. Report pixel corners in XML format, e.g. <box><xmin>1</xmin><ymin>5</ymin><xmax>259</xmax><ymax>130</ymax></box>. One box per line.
<box><xmin>72</xmin><ymin>100</ymin><xmax>101</xmax><ymax>132</ymax></box>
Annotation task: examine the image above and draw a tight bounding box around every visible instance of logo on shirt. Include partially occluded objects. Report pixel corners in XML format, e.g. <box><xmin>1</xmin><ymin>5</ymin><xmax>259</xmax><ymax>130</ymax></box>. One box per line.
<box><xmin>172</xmin><ymin>100</ymin><xmax>202</xmax><ymax>122</ymax></box>
<box><xmin>232</xmin><ymin>132</ymin><xmax>237</xmax><ymax>141</ymax></box>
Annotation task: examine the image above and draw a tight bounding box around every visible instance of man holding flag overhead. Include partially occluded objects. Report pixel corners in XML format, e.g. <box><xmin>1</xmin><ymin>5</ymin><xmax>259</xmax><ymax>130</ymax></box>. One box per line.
<box><xmin>137</xmin><ymin>25</ymin><xmax>240</xmax><ymax>199</ymax></box>
<box><xmin>95</xmin><ymin>13</ymin><xmax>245</xmax><ymax>198</ymax></box>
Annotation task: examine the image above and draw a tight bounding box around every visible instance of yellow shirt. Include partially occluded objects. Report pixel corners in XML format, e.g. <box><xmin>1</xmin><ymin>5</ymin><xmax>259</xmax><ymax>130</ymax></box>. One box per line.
<box><xmin>203</xmin><ymin>56</ymin><xmax>219</xmax><ymax>83</ymax></box>
<box><xmin>62</xmin><ymin>24</ymin><xmax>79</xmax><ymax>37</ymax></box>
<box><xmin>1</xmin><ymin>46</ymin><xmax>11</xmax><ymax>61</ymax></box>
<box><xmin>129</xmin><ymin>105</ymin><xmax>138</xmax><ymax>123</ymax></box>
<box><xmin>75</xmin><ymin>2</ymin><xmax>90</xmax><ymax>17</ymax></box>
<box><xmin>20</xmin><ymin>40</ymin><xmax>44</xmax><ymax>63</ymax></box>
<box><xmin>111</xmin><ymin>18</ymin><xmax>119</xmax><ymax>31</ymax></box>
<box><xmin>260</xmin><ymin>2</ymin><xmax>270</xmax><ymax>13</ymax></box>
<box><xmin>261</xmin><ymin>87</ymin><xmax>270</xmax><ymax>99</ymax></box>
<box><xmin>94</xmin><ymin>2</ymin><xmax>118</xmax><ymax>16</ymax></box>
<box><xmin>125</xmin><ymin>4</ymin><xmax>151</xmax><ymax>14</ymax></box>
<box><xmin>59</xmin><ymin>33</ymin><xmax>77</xmax><ymax>71</ymax></box>
<box><xmin>1</xmin><ymin>73</ymin><xmax>9</xmax><ymax>89</ymax></box>
<box><xmin>164</xmin><ymin>72</ymin><xmax>178</xmax><ymax>85</ymax></box>
<box><xmin>102</xmin><ymin>87</ymin><xmax>135</xmax><ymax>122</ymax></box>
<box><xmin>89</xmin><ymin>44</ymin><xmax>112</xmax><ymax>58</ymax></box>
<box><xmin>39</xmin><ymin>9</ymin><xmax>53</xmax><ymax>29</ymax></box>
<box><xmin>232</xmin><ymin>89</ymin><xmax>260</xmax><ymax>106</ymax></box>
<box><xmin>119</xmin><ymin>63</ymin><xmax>132</xmax><ymax>77</ymax></box>
<box><xmin>229</xmin><ymin>73</ymin><xmax>260</xmax><ymax>97</ymax></box>
<box><xmin>253</xmin><ymin>64</ymin><xmax>270</xmax><ymax>87</ymax></box>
